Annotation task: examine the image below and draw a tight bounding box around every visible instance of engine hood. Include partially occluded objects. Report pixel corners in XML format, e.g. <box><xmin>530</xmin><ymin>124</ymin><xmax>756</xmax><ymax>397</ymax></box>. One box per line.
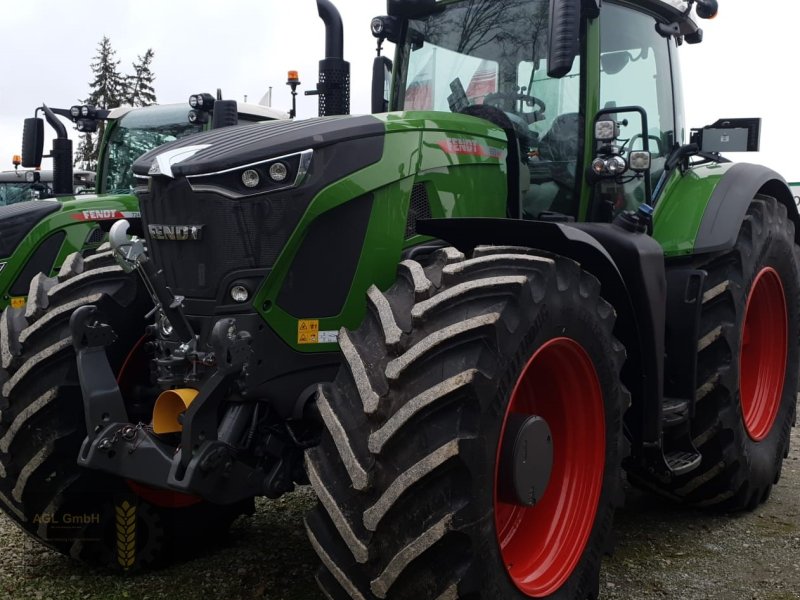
<box><xmin>132</xmin><ymin>115</ymin><xmax>384</xmax><ymax>179</ymax></box>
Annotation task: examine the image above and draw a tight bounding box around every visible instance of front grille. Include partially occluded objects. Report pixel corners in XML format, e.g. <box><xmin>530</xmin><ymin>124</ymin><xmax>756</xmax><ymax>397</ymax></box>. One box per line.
<box><xmin>140</xmin><ymin>178</ymin><xmax>308</xmax><ymax>300</ymax></box>
<box><xmin>405</xmin><ymin>183</ymin><xmax>432</xmax><ymax>239</ymax></box>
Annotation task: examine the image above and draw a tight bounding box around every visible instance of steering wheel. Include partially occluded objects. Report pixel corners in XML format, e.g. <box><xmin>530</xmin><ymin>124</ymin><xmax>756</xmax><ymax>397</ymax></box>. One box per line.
<box><xmin>483</xmin><ymin>91</ymin><xmax>546</xmax><ymax>120</ymax></box>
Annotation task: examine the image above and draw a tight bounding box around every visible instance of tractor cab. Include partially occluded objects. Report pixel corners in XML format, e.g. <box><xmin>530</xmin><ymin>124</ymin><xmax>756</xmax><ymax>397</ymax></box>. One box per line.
<box><xmin>377</xmin><ymin>0</ymin><xmax>717</xmax><ymax>223</ymax></box>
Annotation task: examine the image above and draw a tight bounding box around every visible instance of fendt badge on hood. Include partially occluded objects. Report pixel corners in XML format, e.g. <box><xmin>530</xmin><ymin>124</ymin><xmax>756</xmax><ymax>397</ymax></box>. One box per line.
<box><xmin>148</xmin><ymin>224</ymin><xmax>205</xmax><ymax>241</ymax></box>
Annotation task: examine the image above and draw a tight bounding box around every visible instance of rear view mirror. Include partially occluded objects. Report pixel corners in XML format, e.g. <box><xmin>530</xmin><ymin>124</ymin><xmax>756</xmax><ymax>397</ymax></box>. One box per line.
<box><xmin>600</xmin><ymin>51</ymin><xmax>631</xmax><ymax>75</ymax></box>
<box><xmin>372</xmin><ymin>56</ymin><xmax>393</xmax><ymax>114</ymax></box>
<box><xmin>548</xmin><ymin>0</ymin><xmax>581</xmax><ymax>78</ymax></box>
<box><xmin>21</xmin><ymin>118</ymin><xmax>44</xmax><ymax>168</ymax></box>
<box><xmin>211</xmin><ymin>100</ymin><xmax>239</xmax><ymax>129</ymax></box>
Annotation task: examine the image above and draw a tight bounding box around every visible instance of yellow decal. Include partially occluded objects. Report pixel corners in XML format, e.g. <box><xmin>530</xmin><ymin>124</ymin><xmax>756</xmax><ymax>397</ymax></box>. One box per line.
<box><xmin>115</xmin><ymin>501</ymin><xmax>136</xmax><ymax>570</ymax></box>
<box><xmin>10</xmin><ymin>297</ymin><xmax>26</xmax><ymax>309</ymax></box>
<box><xmin>298</xmin><ymin>319</ymin><xmax>319</xmax><ymax>344</ymax></box>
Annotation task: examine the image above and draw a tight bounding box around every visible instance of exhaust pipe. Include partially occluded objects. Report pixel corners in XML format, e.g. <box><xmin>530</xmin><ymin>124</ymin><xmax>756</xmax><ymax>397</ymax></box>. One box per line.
<box><xmin>42</xmin><ymin>105</ymin><xmax>74</xmax><ymax>196</ymax></box>
<box><xmin>307</xmin><ymin>0</ymin><xmax>350</xmax><ymax>117</ymax></box>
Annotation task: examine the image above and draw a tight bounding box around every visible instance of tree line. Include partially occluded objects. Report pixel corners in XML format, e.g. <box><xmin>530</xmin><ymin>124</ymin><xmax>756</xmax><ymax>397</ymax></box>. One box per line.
<box><xmin>75</xmin><ymin>37</ymin><xmax>157</xmax><ymax>169</ymax></box>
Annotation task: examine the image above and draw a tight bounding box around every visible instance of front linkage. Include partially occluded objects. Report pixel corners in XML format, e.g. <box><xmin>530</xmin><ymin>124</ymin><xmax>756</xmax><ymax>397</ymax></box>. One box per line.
<box><xmin>71</xmin><ymin>220</ymin><xmax>305</xmax><ymax>504</ymax></box>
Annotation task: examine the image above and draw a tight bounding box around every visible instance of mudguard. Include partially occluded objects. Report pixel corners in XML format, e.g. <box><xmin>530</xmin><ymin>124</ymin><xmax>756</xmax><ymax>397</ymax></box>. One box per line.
<box><xmin>655</xmin><ymin>162</ymin><xmax>800</xmax><ymax>257</ymax></box>
<box><xmin>695</xmin><ymin>163</ymin><xmax>800</xmax><ymax>253</ymax></box>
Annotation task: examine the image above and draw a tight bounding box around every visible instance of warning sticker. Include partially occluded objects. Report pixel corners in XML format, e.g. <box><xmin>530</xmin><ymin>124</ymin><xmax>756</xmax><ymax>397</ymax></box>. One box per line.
<box><xmin>10</xmin><ymin>297</ymin><xmax>26</xmax><ymax>309</ymax></box>
<box><xmin>297</xmin><ymin>320</ymin><xmax>339</xmax><ymax>345</ymax></box>
<box><xmin>298</xmin><ymin>319</ymin><xmax>320</xmax><ymax>344</ymax></box>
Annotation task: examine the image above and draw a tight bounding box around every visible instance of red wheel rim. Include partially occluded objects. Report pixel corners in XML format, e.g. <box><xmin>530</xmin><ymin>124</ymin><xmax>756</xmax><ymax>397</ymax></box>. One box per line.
<box><xmin>740</xmin><ymin>267</ymin><xmax>787</xmax><ymax>441</ymax></box>
<box><xmin>117</xmin><ymin>336</ymin><xmax>202</xmax><ymax>508</ymax></box>
<box><xmin>494</xmin><ymin>337</ymin><xmax>605</xmax><ymax>597</ymax></box>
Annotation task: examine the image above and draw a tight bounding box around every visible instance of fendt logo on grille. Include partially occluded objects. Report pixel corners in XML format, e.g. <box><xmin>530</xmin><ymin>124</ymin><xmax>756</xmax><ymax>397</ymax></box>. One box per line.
<box><xmin>148</xmin><ymin>224</ymin><xmax>205</xmax><ymax>241</ymax></box>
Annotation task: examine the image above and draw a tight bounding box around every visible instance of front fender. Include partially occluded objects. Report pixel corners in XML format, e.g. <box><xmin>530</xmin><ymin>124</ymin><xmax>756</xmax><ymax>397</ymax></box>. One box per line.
<box><xmin>654</xmin><ymin>162</ymin><xmax>800</xmax><ymax>257</ymax></box>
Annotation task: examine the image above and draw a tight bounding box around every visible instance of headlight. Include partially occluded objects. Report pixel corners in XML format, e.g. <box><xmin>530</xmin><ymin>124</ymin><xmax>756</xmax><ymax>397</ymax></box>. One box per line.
<box><xmin>606</xmin><ymin>155</ymin><xmax>627</xmax><ymax>175</ymax></box>
<box><xmin>185</xmin><ymin>149</ymin><xmax>313</xmax><ymax>199</ymax></box>
<box><xmin>230</xmin><ymin>285</ymin><xmax>250</xmax><ymax>303</ymax></box>
<box><xmin>241</xmin><ymin>169</ymin><xmax>261</xmax><ymax>188</ymax></box>
<box><xmin>595</xmin><ymin>120</ymin><xmax>618</xmax><ymax>143</ymax></box>
<box><xmin>70</xmin><ymin>106</ymin><xmax>81</xmax><ymax>119</ymax></box>
<box><xmin>268</xmin><ymin>162</ymin><xmax>288</xmax><ymax>182</ymax></box>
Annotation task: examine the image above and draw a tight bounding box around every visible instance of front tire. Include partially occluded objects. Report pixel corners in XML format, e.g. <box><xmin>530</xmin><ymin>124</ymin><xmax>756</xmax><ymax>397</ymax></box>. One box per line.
<box><xmin>306</xmin><ymin>247</ymin><xmax>629</xmax><ymax>599</ymax></box>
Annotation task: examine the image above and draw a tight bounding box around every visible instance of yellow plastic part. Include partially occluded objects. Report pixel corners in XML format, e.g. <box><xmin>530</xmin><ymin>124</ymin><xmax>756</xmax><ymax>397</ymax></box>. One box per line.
<box><xmin>152</xmin><ymin>388</ymin><xmax>199</xmax><ymax>434</ymax></box>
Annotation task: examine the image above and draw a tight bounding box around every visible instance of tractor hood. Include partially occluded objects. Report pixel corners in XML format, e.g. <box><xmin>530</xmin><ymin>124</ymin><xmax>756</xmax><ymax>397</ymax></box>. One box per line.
<box><xmin>132</xmin><ymin>115</ymin><xmax>384</xmax><ymax>180</ymax></box>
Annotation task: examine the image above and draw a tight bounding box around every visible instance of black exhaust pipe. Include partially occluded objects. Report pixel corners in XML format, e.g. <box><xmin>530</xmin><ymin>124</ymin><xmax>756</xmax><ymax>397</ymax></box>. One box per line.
<box><xmin>307</xmin><ymin>0</ymin><xmax>350</xmax><ymax>117</ymax></box>
<box><xmin>42</xmin><ymin>105</ymin><xmax>73</xmax><ymax>196</ymax></box>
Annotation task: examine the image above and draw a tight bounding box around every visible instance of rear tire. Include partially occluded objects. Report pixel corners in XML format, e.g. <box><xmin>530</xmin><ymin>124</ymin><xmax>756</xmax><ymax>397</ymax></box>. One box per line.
<box><xmin>0</xmin><ymin>248</ymin><xmax>247</xmax><ymax>571</ymax></box>
<box><xmin>636</xmin><ymin>195</ymin><xmax>799</xmax><ymax>510</ymax></box>
<box><xmin>306</xmin><ymin>246</ymin><xmax>629</xmax><ymax>599</ymax></box>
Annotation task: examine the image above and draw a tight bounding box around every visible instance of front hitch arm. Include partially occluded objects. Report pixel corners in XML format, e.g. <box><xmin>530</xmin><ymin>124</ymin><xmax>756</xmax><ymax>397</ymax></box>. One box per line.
<box><xmin>109</xmin><ymin>219</ymin><xmax>195</xmax><ymax>345</ymax></box>
<box><xmin>70</xmin><ymin>296</ymin><xmax>263</xmax><ymax>504</ymax></box>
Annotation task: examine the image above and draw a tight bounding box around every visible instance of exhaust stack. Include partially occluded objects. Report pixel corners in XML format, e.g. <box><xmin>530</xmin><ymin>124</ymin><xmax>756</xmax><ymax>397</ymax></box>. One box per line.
<box><xmin>307</xmin><ymin>0</ymin><xmax>350</xmax><ymax>117</ymax></box>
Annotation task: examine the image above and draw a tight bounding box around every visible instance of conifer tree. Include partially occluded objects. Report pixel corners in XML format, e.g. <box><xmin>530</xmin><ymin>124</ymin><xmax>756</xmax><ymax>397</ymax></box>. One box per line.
<box><xmin>88</xmin><ymin>36</ymin><xmax>125</xmax><ymax>110</ymax></box>
<box><xmin>127</xmin><ymin>49</ymin><xmax>157</xmax><ymax>107</ymax></box>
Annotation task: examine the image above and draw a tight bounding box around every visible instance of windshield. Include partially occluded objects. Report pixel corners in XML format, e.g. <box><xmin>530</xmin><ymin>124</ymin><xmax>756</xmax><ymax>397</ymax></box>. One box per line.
<box><xmin>397</xmin><ymin>0</ymin><xmax>583</xmax><ymax>218</ymax></box>
<box><xmin>102</xmin><ymin>104</ymin><xmax>203</xmax><ymax>194</ymax></box>
<box><xmin>0</xmin><ymin>182</ymin><xmax>51</xmax><ymax>205</ymax></box>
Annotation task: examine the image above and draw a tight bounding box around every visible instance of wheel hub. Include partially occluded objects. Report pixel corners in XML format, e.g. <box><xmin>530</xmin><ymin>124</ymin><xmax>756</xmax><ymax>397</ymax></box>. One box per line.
<box><xmin>498</xmin><ymin>414</ymin><xmax>553</xmax><ymax>507</ymax></box>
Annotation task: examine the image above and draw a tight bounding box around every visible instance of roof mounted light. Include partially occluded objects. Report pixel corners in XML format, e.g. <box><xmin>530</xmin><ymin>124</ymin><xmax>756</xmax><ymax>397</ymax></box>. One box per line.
<box><xmin>695</xmin><ymin>0</ymin><xmax>718</xmax><ymax>19</ymax></box>
<box><xmin>595</xmin><ymin>120</ymin><xmax>619</xmax><ymax>143</ymax></box>
<box><xmin>189</xmin><ymin>93</ymin><xmax>216</xmax><ymax>110</ymax></box>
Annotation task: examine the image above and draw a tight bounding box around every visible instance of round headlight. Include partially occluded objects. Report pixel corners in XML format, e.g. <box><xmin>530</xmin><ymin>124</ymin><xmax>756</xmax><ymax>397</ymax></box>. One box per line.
<box><xmin>268</xmin><ymin>162</ymin><xmax>289</xmax><ymax>182</ymax></box>
<box><xmin>189</xmin><ymin>95</ymin><xmax>199</xmax><ymax>108</ymax></box>
<box><xmin>80</xmin><ymin>105</ymin><xmax>90</xmax><ymax>118</ymax></box>
<box><xmin>70</xmin><ymin>106</ymin><xmax>81</xmax><ymax>118</ymax></box>
<box><xmin>371</xmin><ymin>17</ymin><xmax>385</xmax><ymax>36</ymax></box>
<box><xmin>230</xmin><ymin>285</ymin><xmax>249</xmax><ymax>303</ymax></box>
<box><xmin>241</xmin><ymin>169</ymin><xmax>261</xmax><ymax>188</ymax></box>
<box><xmin>195</xmin><ymin>94</ymin><xmax>205</xmax><ymax>108</ymax></box>
<box><xmin>591</xmin><ymin>158</ymin><xmax>606</xmax><ymax>175</ymax></box>
<box><xmin>606</xmin><ymin>155</ymin><xmax>627</xmax><ymax>175</ymax></box>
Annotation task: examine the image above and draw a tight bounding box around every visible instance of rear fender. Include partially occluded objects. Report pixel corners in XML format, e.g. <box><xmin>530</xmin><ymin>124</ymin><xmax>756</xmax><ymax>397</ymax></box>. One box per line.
<box><xmin>656</xmin><ymin>162</ymin><xmax>800</xmax><ymax>256</ymax></box>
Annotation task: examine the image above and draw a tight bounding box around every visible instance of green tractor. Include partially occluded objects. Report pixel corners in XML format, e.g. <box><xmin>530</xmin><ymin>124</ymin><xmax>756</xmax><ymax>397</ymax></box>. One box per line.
<box><xmin>0</xmin><ymin>98</ymin><xmax>286</xmax><ymax>310</ymax></box>
<box><xmin>1</xmin><ymin>0</ymin><xmax>796</xmax><ymax>596</ymax></box>
<box><xmin>0</xmin><ymin>165</ymin><xmax>95</xmax><ymax>204</ymax></box>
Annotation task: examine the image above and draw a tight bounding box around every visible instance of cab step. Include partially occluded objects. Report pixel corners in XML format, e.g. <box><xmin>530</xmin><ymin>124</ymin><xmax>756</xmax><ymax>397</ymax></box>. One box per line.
<box><xmin>665</xmin><ymin>450</ymin><xmax>702</xmax><ymax>476</ymax></box>
<box><xmin>662</xmin><ymin>397</ymin><xmax>690</xmax><ymax>428</ymax></box>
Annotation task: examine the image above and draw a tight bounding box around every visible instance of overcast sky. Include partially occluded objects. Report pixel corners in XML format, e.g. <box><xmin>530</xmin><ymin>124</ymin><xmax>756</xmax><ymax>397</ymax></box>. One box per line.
<box><xmin>0</xmin><ymin>1</ymin><xmax>795</xmax><ymax>182</ymax></box>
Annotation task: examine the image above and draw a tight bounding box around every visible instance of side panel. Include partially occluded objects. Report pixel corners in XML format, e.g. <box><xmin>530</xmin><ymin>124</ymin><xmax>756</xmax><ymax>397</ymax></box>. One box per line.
<box><xmin>253</xmin><ymin>115</ymin><xmax>509</xmax><ymax>353</ymax></box>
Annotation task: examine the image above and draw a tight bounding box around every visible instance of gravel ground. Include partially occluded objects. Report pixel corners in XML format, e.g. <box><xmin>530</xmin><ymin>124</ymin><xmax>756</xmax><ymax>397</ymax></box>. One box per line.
<box><xmin>1</xmin><ymin>426</ymin><xmax>798</xmax><ymax>600</ymax></box>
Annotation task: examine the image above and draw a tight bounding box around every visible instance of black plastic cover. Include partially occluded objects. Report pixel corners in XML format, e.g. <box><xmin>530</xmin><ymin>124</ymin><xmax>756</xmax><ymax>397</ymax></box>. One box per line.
<box><xmin>0</xmin><ymin>200</ymin><xmax>60</xmax><ymax>258</ymax></box>
<box><xmin>132</xmin><ymin>115</ymin><xmax>384</xmax><ymax>178</ymax></box>
<box><xmin>9</xmin><ymin>231</ymin><xmax>66</xmax><ymax>296</ymax></box>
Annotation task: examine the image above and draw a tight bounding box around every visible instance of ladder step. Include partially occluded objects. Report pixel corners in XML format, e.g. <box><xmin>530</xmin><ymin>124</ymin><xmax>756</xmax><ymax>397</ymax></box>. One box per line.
<box><xmin>662</xmin><ymin>397</ymin><xmax>690</xmax><ymax>427</ymax></box>
<box><xmin>665</xmin><ymin>450</ymin><xmax>702</xmax><ymax>476</ymax></box>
